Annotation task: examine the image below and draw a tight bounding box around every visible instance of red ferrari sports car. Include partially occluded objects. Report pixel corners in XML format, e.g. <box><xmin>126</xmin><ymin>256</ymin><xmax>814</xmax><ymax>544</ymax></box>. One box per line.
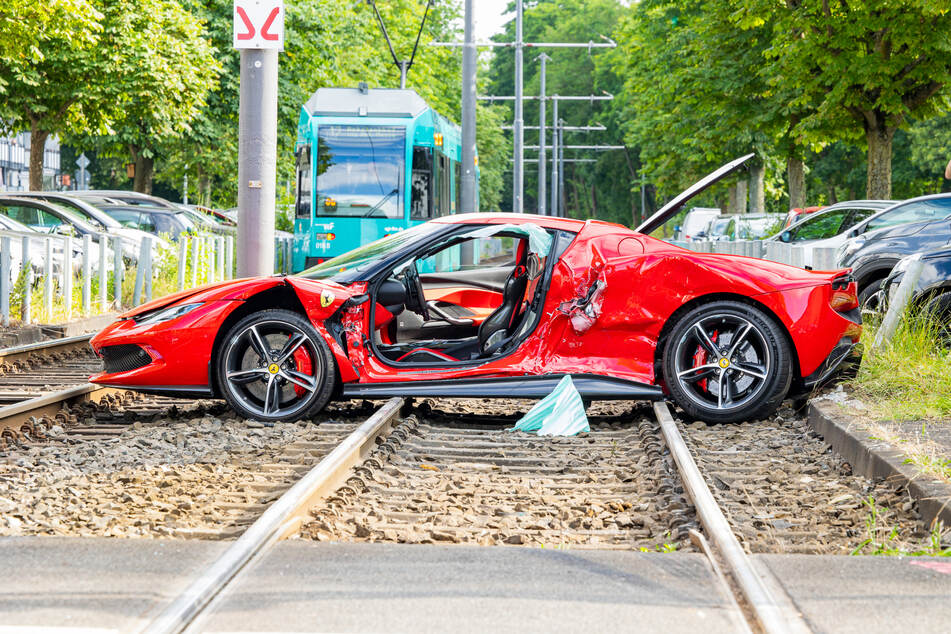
<box><xmin>89</xmin><ymin>156</ymin><xmax>861</xmax><ymax>423</ymax></box>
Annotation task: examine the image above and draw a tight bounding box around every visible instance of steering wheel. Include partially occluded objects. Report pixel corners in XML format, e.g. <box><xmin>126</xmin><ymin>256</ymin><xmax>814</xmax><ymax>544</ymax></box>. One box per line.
<box><xmin>402</xmin><ymin>262</ymin><xmax>430</xmax><ymax>321</ymax></box>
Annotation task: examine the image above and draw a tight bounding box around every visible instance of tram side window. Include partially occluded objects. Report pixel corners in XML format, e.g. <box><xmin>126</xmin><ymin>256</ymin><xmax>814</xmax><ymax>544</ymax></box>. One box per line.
<box><xmin>296</xmin><ymin>145</ymin><xmax>312</xmax><ymax>219</ymax></box>
<box><xmin>411</xmin><ymin>147</ymin><xmax>433</xmax><ymax>220</ymax></box>
<box><xmin>435</xmin><ymin>153</ymin><xmax>451</xmax><ymax>217</ymax></box>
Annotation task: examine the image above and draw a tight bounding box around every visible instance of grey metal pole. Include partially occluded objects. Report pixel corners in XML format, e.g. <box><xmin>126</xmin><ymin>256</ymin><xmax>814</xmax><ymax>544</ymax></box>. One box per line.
<box><xmin>113</xmin><ymin>236</ymin><xmax>123</xmax><ymax>310</ymax></box>
<box><xmin>44</xmin><ymin>237</ymin><xmax>53</xmax><ymax>320</ymax></box>
<box><xmin>20</xmin><ymin>236</ymin><xmax>31</xmax><ymax>324</ymax></box>
<box><xmin>460</xmin><ymin>0</ymin><xmax>477</xmax><ymax>213</ymax></box>
<box><xmin>550</xmin><ymin>99</ymin><xmax>558</xmax><ymax>216</ymax></box>
<box><xmin>81</xmin><ymin>234</ymin><xmax>91</xmax><ymax>316</ymax></box>
<box><xmin>98</xmin><ymin>234</ymin><xmax>108</xmax><ymax>311</ymax></box>
<box><xmin>558</xmin><ymin>119</ymin><xmax>565</xmax><ymax>217</ymax></box>
<box><xmin>133</xmin><ymin>239</ymin><xmax>148</xmax><ymax>306</ymax></box>
<box><xmin>537</xmin><ymin>53</ymin><xmax>549</xmax><ymax>215</ymax></box>
<box><xmin>190</xmin><ymin>236</ymin><xmax>199</xmax><ymax>287</ymax></box>
<box><xmin>237</xmin><ymin>49</ymin><xmax>279</xmax><ymax>278</ymax></box>
<box><xmin>177</xmin><ymin>238</ymin><xmax>187</xmax><ymax>291</ymax></box>
<box><xmin>512</xmin><ymin>0</ymin><xmax>524</xmax><ymax>213</ymax></box>
<box><xmin>0</xmin><ymin>236</ymin><xmax>9</xmax><ymax>326</ymax></box>
<box><xmin>399</xmin><ymin>61</ymin><xmax>408</xmax><ymax>89</ymax></box>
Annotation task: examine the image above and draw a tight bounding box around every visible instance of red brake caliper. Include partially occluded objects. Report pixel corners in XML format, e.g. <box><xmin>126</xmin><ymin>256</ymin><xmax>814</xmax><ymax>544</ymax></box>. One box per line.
<box><xmin>693</xmin><ymin>329</ymin><xmax>718</xmax><ymax>393</ymax></box>
<box><xmin>291</xmin><ymin>338</ymin><xmax>313</xmax><ymax>398</ymax></box>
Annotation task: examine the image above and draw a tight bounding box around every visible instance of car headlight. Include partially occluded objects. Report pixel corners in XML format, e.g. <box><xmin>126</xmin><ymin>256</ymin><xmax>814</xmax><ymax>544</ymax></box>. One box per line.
<box><xmin>134</xmin><ymin>302</ymin><xmax>204</xmax><ymax>325</ymax></box>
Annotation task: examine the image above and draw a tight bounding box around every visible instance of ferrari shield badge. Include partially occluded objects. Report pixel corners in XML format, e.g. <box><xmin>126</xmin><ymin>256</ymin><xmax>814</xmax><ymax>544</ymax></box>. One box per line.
<box><xmin>320</xmin><ymin>290</ymin><xmax>334</xmax><ymax>308</ymax></box>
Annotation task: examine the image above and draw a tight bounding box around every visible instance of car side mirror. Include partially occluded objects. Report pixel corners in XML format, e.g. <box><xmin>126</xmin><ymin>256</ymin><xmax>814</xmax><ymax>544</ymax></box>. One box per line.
<box><xmin>674</xmin><ymin>225</ymin><xmax>681</xmax><ymax>232</ymax></box>
<box><xmin>780</xmin><ymin>231</ymin><xmax>791</xmax><ymax>243</ymax></box>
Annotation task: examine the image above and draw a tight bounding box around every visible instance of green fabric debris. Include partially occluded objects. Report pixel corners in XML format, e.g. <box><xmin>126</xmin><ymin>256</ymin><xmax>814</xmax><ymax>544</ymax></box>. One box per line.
<box><xmin>510</xmin><ymin>375</ymin><xmax>590</xmax><ymax>436</ymax></box>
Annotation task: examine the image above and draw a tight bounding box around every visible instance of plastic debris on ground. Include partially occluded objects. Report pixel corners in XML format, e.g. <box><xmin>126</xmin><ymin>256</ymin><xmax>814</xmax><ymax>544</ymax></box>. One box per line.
<box><xmin>509</xmin><ymin>375</ymin><xmax>590</xmax><ymax>436</ymax></box>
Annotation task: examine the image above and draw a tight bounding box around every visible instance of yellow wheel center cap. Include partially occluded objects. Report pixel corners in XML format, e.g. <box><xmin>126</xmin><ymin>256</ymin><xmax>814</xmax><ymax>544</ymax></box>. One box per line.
<box><xmin>718</xmin><ymin>358</ymin><xmax>730</xmax><ymax>369</ymax></box>
<box><xmin>268</xmin><ymin>363</ymin><xmax>280</xmax><ymax>375</ymax></box>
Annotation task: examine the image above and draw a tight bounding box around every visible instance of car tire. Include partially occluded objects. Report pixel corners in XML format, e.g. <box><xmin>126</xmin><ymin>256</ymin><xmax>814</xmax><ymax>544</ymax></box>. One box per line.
<box><xmin>216</xmin><ymin>309</ymin><xmax>336</xmax><ymax>422</ymax></box>
<box><xmin>858</xmin><ymin>279</ymin><xmax>885</xmax><ymax>321</ymax></box>
<box><xmin>662</xmin><ymin>300</ymin><xmax>792</xmax><ymax>424</ymax></box>
<box><xmin>922</xmin><ymin>292</ymin><xmax>951</xmax><ymax>346</ymax></box>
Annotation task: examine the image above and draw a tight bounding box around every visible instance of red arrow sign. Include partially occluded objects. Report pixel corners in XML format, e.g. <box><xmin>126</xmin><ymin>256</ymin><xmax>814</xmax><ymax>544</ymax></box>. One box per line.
<box><xmin>233</xmin><ymin>1</ymin><xmax>284</xmax><ymax>50</ymax></box>
<box><xmin>235</xmin><ymin>6</ymin><xmax>255</xmax><ymax>41</ymax></box>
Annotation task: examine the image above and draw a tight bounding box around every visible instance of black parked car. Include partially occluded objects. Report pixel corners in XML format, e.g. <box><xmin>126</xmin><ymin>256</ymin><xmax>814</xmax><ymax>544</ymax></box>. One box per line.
<box><xmin>835</xmin><ymin>194</ymin><xmax>951</xmax><ymax>307</ymax></box>
<box><xmin>881</xmin><ymin>247</ymin><xmax>951</xmax><ymax>332</ymax></box>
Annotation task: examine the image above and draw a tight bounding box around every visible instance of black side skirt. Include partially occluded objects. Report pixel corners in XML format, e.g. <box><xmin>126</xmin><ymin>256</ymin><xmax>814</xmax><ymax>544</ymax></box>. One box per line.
<box><xmin>341</xmin><ymin>373</ymin><xmax>664</xmax><ymax>401</ymax></box>
<box><xmin>96</xmin><ymin>384</ymin><xmax>216</xmax><ymax>399</ymax></box>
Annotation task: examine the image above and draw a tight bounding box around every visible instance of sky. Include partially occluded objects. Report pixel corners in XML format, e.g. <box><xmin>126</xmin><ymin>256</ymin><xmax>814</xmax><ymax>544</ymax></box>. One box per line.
<box><xmin>474</xmin><ymin>0</ymin><xmax>513</xmax><ymax>41</ymax></box>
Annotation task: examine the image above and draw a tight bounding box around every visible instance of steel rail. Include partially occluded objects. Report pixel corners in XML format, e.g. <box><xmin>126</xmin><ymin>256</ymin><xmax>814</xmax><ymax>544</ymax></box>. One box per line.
<box><xmin>0</xmin><ymin>383</ymin><xmax>124</xmax><ymax>432</ymax></box>
<box><xmin>0</xmin><ymin>333</ymin><xmax>93</xmax><ymax>367</ymax></box>
<box><xmin>653</xmin><ymin>401</ymin><xmax>812</xmax><ymax>634</ymax></box>
<box><xmin>141</xmin><ymin>397</ymin><xmax>405</xmax><ymax>634</ymax></box>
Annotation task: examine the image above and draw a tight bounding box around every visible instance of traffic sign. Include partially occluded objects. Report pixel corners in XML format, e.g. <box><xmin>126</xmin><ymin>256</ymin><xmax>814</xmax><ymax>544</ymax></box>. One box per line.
<box><xmin>233</xmin><ymin>0</ymin><xmax>284</xmax><ymax>50</ymax></box>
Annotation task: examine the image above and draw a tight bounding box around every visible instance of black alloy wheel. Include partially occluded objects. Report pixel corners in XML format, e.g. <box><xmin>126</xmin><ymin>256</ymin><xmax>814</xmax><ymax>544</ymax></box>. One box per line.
<box><xmin>662</xmin><ymin>300</ymin><xmax>791</xmax><ymax>423</ymax></box>
<box><xmin>217</xmin><ymin>309</ymin><xmax>335</xmax><ymax>422</ymax></box>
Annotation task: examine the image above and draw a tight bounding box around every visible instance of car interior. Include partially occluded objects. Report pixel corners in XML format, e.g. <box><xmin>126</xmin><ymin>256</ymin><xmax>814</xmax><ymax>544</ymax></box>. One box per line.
<box><xmin>369</xmin><ymin>224</ymin><xmax>565</xmax><ymax>366</ymax></box>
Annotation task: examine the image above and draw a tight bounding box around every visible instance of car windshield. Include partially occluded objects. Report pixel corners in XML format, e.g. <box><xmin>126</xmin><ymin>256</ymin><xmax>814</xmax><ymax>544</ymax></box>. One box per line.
<box><xmin>48</xmin><ymin>197</ymin><xmax>118</xmax><ymax>229</ymax></box>
<box><xmin>315</xmin><ymin>125</ymin><xmax>406</xmax><ymax>219</ymax></box>
<box><xmin>865</xmin><ymin>197</ymin><xmax>951</xmax><ymax>232</ymax></box>
<box><xmin>300</xmin><ymin>222</ymin><xmax>445</xmax><ymax>282</ymax></box>
<box><xmin>709</xmin><ymin>218</ymin><xmax>731</xmax><ymax>235</ymax></box>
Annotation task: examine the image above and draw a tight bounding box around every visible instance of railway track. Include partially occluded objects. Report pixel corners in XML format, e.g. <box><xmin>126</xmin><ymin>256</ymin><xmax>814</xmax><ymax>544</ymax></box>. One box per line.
<box><xmin>0</xmin><ymin>337</ymin><xmax>931</xmax><ymax>632</ymax></box>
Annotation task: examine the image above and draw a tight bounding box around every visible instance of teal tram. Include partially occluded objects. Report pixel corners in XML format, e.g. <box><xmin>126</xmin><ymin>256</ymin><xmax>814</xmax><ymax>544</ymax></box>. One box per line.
<box><xmin>292</xmin><ymin>84</ymin><xmax>475</xmax><ymax>272</ymax></box>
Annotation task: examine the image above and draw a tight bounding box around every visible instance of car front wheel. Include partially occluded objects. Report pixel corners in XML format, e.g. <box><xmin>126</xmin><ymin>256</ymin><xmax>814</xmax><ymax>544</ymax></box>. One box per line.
<box><xmin>662</xmin><ymin>300</ymin><xmax>792</xmax><ymax>423</ymax></box>
<box><xmin>217</xmin><ymin>309</ymin><xmax>336</xmax><ymax>422</ymax></box>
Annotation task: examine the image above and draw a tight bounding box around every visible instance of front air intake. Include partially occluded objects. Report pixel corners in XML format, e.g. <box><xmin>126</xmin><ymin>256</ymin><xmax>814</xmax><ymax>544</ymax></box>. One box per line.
<box><xmin>100</xmin><ymin>344</ymin><xmax>152</xmax><ymax>373</ymax></box>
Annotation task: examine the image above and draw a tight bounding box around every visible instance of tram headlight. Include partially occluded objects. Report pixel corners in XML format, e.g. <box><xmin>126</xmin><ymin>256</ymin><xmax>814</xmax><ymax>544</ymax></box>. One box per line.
<box><xmin>434</xmin><ymin>132</ymin><xmax>444</xmax><ymax>147</ymax></box>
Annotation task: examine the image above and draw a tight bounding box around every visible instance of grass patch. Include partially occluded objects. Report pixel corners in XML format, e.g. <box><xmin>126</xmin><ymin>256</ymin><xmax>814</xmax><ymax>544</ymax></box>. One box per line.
<box><xmin>851</xmin><ymin>497</ymin><xmax>950</xmax><ymax>557</ymax></box>
<box><xmin>852</xmin><ymin>315</ymin><xmax>951</xmax><ymax>423</ymax></box>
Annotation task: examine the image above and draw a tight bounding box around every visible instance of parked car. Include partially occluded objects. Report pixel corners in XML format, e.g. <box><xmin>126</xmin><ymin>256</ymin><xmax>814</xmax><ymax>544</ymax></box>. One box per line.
<box><xmin>99</xmin><ymin>205</ymin><xmax>198</xmax><ymax>240</ymax></box>
<box><xmin>3</xmin><ymin>191</ymin><xmax>167</xmax><ymax>261</ymax></box>
<box><xmin>90</xmin><ymin>155</ymin><xmax>862</xmax><ymax>425</ymax></box>
<box><xmin>70</xmin><ymin>190</ymin><xmax>234</xmax><ymax>235</ymax></box>
<box><xmin>704</xmin><ymin>215</ymin><xmax>735</xmax><ymax>241</ymax></box>
<box><xmin>836</xmin><ymin>194</ymin><xmax>951</xmax><ymax>307</ymax></box>
<box><xmin>722</xmin><ymin>214</ymin><xmax>784</xmax><ymax>241</ymax></box>
<box><xmin>0</xmin><ymin>197</ymin><xmax>112</xmax><ymax>266</ymax></box>
<box><xmin>676</xmin><ymin>207</ymin><xmax>721</xmax><ymax>241</ymax></box>
<box><xmin>783</xmin><ymin>206</ymin><xmax>825</xmax><ymax>228</ymax></box>
<box><xmin>0</xmin><ymin>215</ymin><xmax>55</xmax><ymax>284</ymax></box>
<box><xmin>767</xmin><ymin>200</ymin><xmax>894</xmax><ymax>268</ymax></box>
<box><xmin>880</xmin><ymin>248</ymin><xmax>951</xmax><ymax>337</ymax></box>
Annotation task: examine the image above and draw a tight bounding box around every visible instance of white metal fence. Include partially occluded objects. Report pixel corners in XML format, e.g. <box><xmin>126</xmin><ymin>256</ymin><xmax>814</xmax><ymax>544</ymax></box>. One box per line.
<box><xmin>667</xmin><ymin>239</ymin><xmax>839</xmax><ymax>271</ymax></box>
<box><xmin>0</xmin><ymin>232</ymin><xmax>241</xmax><ymax>327</ymax></box>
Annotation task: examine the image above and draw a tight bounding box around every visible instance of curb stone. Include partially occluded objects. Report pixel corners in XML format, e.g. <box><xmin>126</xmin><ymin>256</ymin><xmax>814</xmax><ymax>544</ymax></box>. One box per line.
<box><xmin>808</xmin><ymin>400</ymin><xmax>951</xmax><ymax>528</ymax></box>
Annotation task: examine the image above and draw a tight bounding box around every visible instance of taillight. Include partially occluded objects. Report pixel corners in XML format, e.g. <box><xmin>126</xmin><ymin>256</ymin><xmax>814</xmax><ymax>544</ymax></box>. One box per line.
<box><xmin>830</xmin><ymin>274</ymin><xmax>858</xmax><ymax>311</ymax></box>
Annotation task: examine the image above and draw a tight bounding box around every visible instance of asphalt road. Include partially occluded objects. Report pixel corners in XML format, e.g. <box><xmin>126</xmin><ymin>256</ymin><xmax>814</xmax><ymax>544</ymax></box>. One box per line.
<box><xmin>1</xmin><ymin>537</ymin><xmax>950</xmax><ymax>633</ymax></box>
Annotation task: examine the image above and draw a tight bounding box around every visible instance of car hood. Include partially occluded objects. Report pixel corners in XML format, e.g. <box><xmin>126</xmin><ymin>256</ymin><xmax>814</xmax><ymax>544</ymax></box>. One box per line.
<box><xmin>635</xmin><ymin>154</ymin><xmax>755</xmax><ymax>236</ymax></box>
<box><xmin>118</xmin><ymin>277</ymin><xmax>290</xmax><ymax>318</ymax></box>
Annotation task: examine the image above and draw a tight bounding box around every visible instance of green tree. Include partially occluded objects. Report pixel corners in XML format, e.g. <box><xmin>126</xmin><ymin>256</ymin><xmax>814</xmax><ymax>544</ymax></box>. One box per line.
<box><xmin>475</xmin><ymin>103</ymin><xmax>510</xmax><ymax>210</ymax></box>
<box><xmin>85</xmin><ymin>0</ymin><xmax>220</xmax><ymax>194</ymax></box>
<box><xmin>0</xmin><ymin>1</ymin><xmax>104</xmax><ymax>189</ymax></box>
<box><xmin>748</xmin><ymin>0</ymin><xmax>951</xmax><ymax>199</ymax></box>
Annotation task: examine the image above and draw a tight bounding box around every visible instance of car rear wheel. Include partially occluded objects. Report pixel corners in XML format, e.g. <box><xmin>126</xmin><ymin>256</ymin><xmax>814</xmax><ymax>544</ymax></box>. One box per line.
<box><xmin>217</xmin><ymin>309</ymin><xmax>335</xmax><ymax>422</ymax></box>
<box><xmin>859</xmin><ymin>279</ymin><xmax>886</xmax><ymax>323</ymax></box>
<box><xmin>922</xmin><ymin>292</ymin><xmax>951</xmax><ymax>346</ymax></box>
<box><xmin>662</xmin><ymin>301</ymin><xmax>792</xmax><ymax>424</ymax></box>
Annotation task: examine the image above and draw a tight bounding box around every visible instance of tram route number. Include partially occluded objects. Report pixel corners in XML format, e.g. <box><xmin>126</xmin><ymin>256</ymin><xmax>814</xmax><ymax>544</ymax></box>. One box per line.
<box><xmin>233</xmin><ymin>0</ymin><xmax>285</xmax><ymax>51</ymax></box>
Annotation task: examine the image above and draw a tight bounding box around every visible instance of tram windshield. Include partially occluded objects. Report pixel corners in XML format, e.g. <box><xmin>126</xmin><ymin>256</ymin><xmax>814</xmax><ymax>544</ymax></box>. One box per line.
<box><xmin>315</xmin><ymin>125</ymin><xmax>405</xmax><ymax>219</ymax></box>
